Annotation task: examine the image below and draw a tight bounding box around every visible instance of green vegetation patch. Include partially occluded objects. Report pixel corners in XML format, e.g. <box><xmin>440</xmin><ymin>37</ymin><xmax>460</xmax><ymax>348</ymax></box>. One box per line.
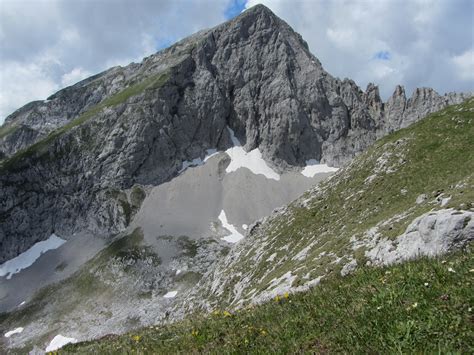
<box><xmin>0</xmin><ymin>72</ymin><xmax>169</xmax><ymax>172</ymax></box>
<box><xmin>93</xmin><ymin>228</ymin><xmax>160</xmax><ymax>269</ymax></box>
<box><xmin>175</xmin><ymin>271</ymin><xmax>203</xmax><ymax>288</ymax></box>
<box><xmin>106</xmin><ymin>187</ymin><xmax>147</xmax><ymax>226</ymax></box>
<box><xmin>130</xmin><ymin>185</ymin><xmax>146</xmax><ymax>209</ymax></box>
<box><xmin>0</xmin><ymin>122</ymin><xmax>19</xmax><ymax>139</ymax></box>
<box><xmin>64</xmin><ymin>250</ymin><xmax>474</xmax><ymax>353</ymax></box>
<box><xmin>178</xmin><ymin>236</ymin><xmax>199</xmax><ymax>258</ymax></box>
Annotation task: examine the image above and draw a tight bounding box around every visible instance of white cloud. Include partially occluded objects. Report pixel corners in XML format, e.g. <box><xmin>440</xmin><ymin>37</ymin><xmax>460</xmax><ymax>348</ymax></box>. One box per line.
<box><xmin>0</xmin><ymin>61</ymin><xmax>59</xmax><ymax>119</ymax></box>
<box><xmin>61</xmin><ymin>67</ymin><xmax>92</xmax><ymax>87</ymax></box>
<box><xmin>452</xmin><ymin>49</ymin><xmax>474</xmax><ymax>80</ymax></box>
<box><xmin>326</xmin><ymin>28</ymin><xmax>355</xmax><ymax>50</ymax></box>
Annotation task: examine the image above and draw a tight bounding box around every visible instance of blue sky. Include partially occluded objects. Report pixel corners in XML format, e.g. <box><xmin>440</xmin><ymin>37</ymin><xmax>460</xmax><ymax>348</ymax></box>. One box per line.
<box><xmin>225</xmin><ymin>0</ymin><xmax>247</xmax><ymax>19</ymax></box>
<box><xmin>155</xmin><ymin>0</ymin><xmax>246</xmax><ymax>52</ymax></box>
<box><xmin>0</xmin><ymin>0</ymin><xmax>473</xmax><ymax>123</ymax></box>
<box><xmin>374</xmin><ymin>51</ymin><xmax>391</xmax><ymax>61</ymax></box>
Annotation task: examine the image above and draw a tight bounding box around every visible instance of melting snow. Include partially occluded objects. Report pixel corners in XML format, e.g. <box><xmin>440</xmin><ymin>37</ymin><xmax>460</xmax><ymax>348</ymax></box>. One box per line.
<box><xmin>0</xmin><ymin>234</ymin><xmax>66</xmax><ymax>280</ymax></box>
<box><xmin>242</xmin><ymin>224</ymin><xmax>248</xmax><ymax>230</ymax></box>
<box><xmin>178</xmin><ymin>149</ymin><xmax>218</xmax><ymax>173</ymax></box>
<box><xmin>4</xmin><ymin>327</ymin><xmax>23</xmax><ymax>338</ymax></box>
<box><xmin>301</xmin><ymin>159</ymin><xmax>339</xmax><ymax>177</ymax></box>
<box><xmin>225</xmin><ymin>127</ymin><xmax>280</xmax><ymax>180</ymax></box>
<box><xmin>45</xmin><ymin>334</ymin><xmax>77</xmax><ymax>352</ymax></box>
<box><xmin>163</xmin><ymin>290</ymin><xmax>178</xmax><ymax>298</ymax></box>
<box><xmin>203</xmin><ymin>149</ymin><xmax>218</xmax><ymax>162</ymax></box>
<box><xmin>218</xmin><ymin>210</ymin><xmax>245</xmax><ymax>243</ymax></box>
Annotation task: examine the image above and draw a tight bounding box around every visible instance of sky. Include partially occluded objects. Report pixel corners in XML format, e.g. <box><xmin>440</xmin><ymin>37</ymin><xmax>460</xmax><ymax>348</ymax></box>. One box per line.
<box><xmin>0</xmin><ymin>0</ymin><xmax>473</xmax><ymax>123</ymax></box>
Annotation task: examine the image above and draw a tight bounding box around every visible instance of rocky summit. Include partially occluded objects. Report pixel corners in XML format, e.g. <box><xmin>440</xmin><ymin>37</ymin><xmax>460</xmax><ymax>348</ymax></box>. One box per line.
<box><xmin>0</xmin><ymin>4</ymin><xmax>472</xmax><ymax>353</ymax></box>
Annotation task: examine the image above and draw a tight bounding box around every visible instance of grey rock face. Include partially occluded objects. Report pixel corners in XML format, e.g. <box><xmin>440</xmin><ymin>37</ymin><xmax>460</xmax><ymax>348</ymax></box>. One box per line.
<box><xmin>0</xmin><ymin>4</ymin><xmax>471</xmax><ymax>263</ymax></box>
<box><xmin>365</xmin><ymin>209</ymin><xmax>474</xmax><ymax>265</ymax></box>
<box><xmin>378</xmin><ymin>85</ymin><xmax>472</xmax><ymax>136</ymax></box>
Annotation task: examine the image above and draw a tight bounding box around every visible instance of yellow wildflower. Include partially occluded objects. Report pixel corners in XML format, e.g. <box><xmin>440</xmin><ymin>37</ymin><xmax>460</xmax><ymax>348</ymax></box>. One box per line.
<box><xmin>223</xmin><ymin>310</ymin><xmax>232</xmax><ymax>317</ymax></box>
<box><xmin>132</xmin><ymin>335</ymin><xmax>141</xmax><ymax>342</ymax></box>
<box><xmin>191</xmin><ymin>329</ymin><xmax>199</xmax><ymax>337</ymax></box>
<box><xmin>274</xmin><ymin>295</ymin><xmax>281</xmax><ymax>302</ymax></box>
<box><xmin>283</xmin><ymin>292</ymin><xmax>289</xmax><ymax>299</ymax></box>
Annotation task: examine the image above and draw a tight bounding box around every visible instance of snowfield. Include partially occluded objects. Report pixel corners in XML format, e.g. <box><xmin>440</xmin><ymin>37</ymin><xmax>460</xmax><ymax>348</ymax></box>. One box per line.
<box><xmin>301</xmin><ymin>159</ymin><xmax>339</xmax><ymax>177</ymax></box>
<box><xmin>163</xmin><ymin>291</ymin><xmax>178</xmax><ymax>298</ymax></box>
<box><xmin>218</xmin><ymin>210</ymin><xmax>245</xmax><ymax>243</ymax></box>
<box><xmin>0</xmin><ymin>234</ymin><xmax>66</xmax><ymax>280</ymax></box>
<box><xmin>179</xmin><ymin>130</ymin><xmax>338</xmax><ymax>182</ymax></box>
<box><xmin>225</xmin><ymin>127</ymin><xmax>280</xmax><ymax>180</ymax></box>
<box><xmin>4</xmin><ymin>327</ymin><xmax>23</xmax><ymax>338</ymax></box>
<box><xmin>45</xmin><ymin>334</ymin><xmax>77</xmax><ymax>352</ymax></box>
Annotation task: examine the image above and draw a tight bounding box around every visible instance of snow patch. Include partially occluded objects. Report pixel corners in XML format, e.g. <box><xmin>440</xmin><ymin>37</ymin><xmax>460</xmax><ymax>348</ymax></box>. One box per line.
<box><xmin>203</xmin><ymin>149</ymin><xmax>218</xmax><ymax>162</ymax></box>
<box><xmin>301</xmin><ymin>159</ymin><xmax>338</xmax><ymax>177</ymax></box>
<box><xmin>218</xmin><ymin>210</ymin><xmax>245</xmax><ymax>243</ymax></box>
<box><xmin>175</xmin><ymin>269</ymin><xmax>182</xmax><ymax>275</ymax></box>
<box><xmin>4</xmin><ymin>327</ymin><xmax>23</xmax><ymax>338</ymax></box>
<box><xmin>163</xmin><ymin>290</ymin><xmax>178</xmax><ymax>298</ymax></box>
<box><xmin>45</xmin><ymin>334</ymin><xmax>77</xmax><ymax>352</ymax></box>
<box><xmin>242</xmin><ymin>224</ymin><xmax>248</xmax><ymax>230</ymax></box>
<box><xmin>0</xmin><ymin>234</ymin><xmax>66</xmax><ymax>280</ymax></box>
<box><xmin>225</xmin><ymin>127</ymin><xmax>280</xmax><ymax>180</ymax></box>
<box><xmin>178</xmin><ymin>149</ymin><xmax>218</xmax><ymax>173</ymax></box>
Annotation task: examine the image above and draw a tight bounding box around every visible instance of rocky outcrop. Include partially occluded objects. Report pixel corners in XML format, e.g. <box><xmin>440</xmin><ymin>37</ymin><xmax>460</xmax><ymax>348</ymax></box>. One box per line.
<box><xmin>0</xmin><ymin>4</ymin><xmax>471</xmax><ymax>263</ymax></box>
<box><xmin>366</xmin><ymin>209</ymin><xmax>474</xmax><ymax>265</ymax></box>
<box><xmin>377</xmin><ymin>85</ymin><xmax>471</xmax><ymax>136</ymax></box>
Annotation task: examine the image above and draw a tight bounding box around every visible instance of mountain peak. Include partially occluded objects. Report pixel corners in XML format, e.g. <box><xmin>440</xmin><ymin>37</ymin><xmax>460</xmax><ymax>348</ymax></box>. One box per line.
<box><xmin>230</xmin><ymin>3</ymin><xmax>282</xmax><ymax>27</ymax></box>
<box><xmin>241</xmin><ymin>3</ymin><xmax>275</xmax><ymax>16</ymax></box>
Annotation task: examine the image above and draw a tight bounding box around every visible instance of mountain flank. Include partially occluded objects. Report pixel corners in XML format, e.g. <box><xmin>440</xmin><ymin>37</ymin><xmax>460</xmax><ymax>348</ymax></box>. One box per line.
<box><xmin>0</xmin><ymin>4</ymin><xmax>472</xmax><ymax>353</ymax></box>
<box><xmin>66</xmin><ymin>96</ymin><xmax>474</xmax><ymax>354</ymax></box>
<box><xmin>0</xmin><ymin>4</ymin><xmax>470</xmax><ymax>264</ymax></box>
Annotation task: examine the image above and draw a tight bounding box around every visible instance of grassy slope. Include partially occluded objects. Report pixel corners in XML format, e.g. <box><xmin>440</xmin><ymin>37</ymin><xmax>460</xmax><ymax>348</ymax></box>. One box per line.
<box><xmin>64</xmin><ymin>250</ymin><xmax>473</xmax><ymax>353</ymax></box>
<box><xmin>0</xmin><ymin>123</ymin><xmax>19</xmax><ymax>140</ymax></box>
<box><xmin>62</xmin><ymin>100</ymin><xmax>474</xmax><ymax>353</ymax></box>
<box><xmin>200</xmin><ymin>97</ymin><xmax>474</xmax><ymax>305</ymax></box>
